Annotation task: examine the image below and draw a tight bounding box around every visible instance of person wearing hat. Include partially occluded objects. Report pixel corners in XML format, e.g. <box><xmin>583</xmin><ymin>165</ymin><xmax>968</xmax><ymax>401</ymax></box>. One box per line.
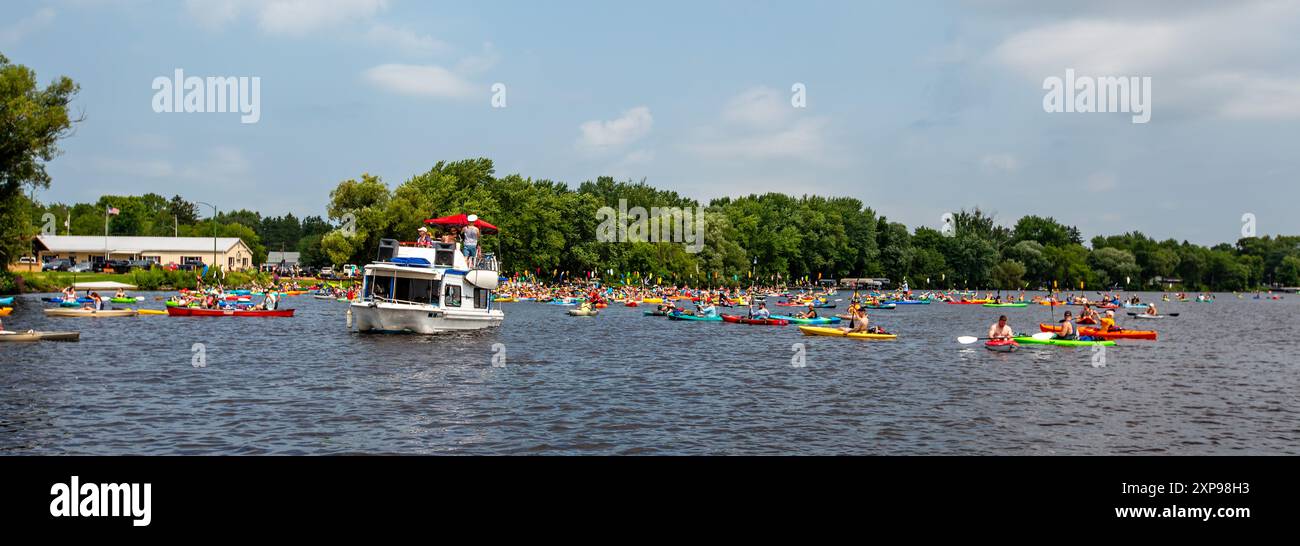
<box><xmin>462</xmin><ymin>215</ymin><xmax>481</xmax><ymax>267</ymax></box>
<box><xmin>1056</xmin><ymin>311</ymin><xmax>1079</xmax><ymax>340</ymax></box>
<box><xmin>1099</xmin><ymin>309</ymin><xmax>1119</xmax><ymax>332</ymax></box>
<box><xmin>416</xmin><ymin>226</ymin><xmax>433</xmax><ymax>247</ymax></box>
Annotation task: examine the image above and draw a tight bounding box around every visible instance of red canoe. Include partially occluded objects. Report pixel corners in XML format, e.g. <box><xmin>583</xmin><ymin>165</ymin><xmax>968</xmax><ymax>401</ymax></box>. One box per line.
<box><xmin>167</xmin><ymin>307</ymin><xmax>295</xmax><ymax>317</ymax></box>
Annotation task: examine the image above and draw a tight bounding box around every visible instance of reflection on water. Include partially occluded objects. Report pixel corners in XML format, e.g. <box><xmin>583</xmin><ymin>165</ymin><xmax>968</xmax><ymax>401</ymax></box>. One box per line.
<box><xmin>1</xmin><ymin>292</ymin><xmax>1297</xmax><ymax>454</ymax></box>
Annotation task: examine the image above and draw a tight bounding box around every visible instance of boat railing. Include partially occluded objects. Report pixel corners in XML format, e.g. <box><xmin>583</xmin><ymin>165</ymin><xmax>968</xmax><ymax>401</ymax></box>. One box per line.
<box><xmin>477</xmin><ymin>253</ymin><xmax>499</xmax><ymax>272</ymax></box>
<box><xmin>365</xmin><ymin>293</ymin><xmax>437</xmax><ymax>308</ymax></box>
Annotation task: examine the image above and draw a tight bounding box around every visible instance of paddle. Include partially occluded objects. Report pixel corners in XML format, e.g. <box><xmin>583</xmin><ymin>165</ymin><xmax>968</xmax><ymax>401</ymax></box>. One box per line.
<box><xmin>957</xmin><ymin>332</ymin><xmax>1054</xmax><ymax>344</ymax></box>
<box><xmin>1127</xmin><ymin>312</ymin><xmax>1179</xmax><ymax>317</ymax></box>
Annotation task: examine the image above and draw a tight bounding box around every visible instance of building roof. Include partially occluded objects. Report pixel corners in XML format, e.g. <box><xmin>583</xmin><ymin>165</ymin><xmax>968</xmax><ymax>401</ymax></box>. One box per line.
<box><xmin>267</xmin><ymin>251</ymin><xmax>301</xmax><ymax>264</ymax></box>
<box><xmin>34</xmin><ymin>236</ymin><xmax>246</xmax><ymax>254</ymax></box>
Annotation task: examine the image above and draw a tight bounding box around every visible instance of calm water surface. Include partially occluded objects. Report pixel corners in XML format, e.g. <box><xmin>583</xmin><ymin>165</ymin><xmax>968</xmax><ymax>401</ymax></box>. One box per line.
<box><xmin>1</xmin><ymin>292</ymin><xmax>1297</xmax><ymax>454</ymax></box>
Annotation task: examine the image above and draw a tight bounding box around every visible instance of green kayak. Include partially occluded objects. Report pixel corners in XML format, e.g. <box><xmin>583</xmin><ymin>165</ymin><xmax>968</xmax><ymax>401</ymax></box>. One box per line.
<box><xmin>983</xmin><ymin>303</ymin><xmax>1028</xmax><ymax>308</ymax></box>
<box><xmin>1014</xmin><ymin>336</ymin><xmax>1115</xmax><ymax>347</ymax></box>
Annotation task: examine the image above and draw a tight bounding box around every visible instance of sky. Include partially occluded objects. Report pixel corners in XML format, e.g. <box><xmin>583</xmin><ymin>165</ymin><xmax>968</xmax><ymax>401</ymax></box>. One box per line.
<box><xmin>3</xmin><ymin>0</ymin><xmax>1299</xmax><ymax>246</ymax></box>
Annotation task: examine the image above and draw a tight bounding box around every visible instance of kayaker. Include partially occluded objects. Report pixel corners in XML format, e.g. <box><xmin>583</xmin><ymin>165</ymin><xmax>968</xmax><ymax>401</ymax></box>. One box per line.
<box><xmin>697</xmin><ymin>301</ymin><xmax>718</xmax><ymax>317</ymax></box>
<box><xmin>1055</xmin><ymin>311</ymin><xmax>1078</xmax><ymax>340</ymax></box>
<box><xmin>258</xmin><ymin>291</ymin><xmax>280</xmax><ymax>311</ymax></box>
<box><xmin>1145</xmin><ymin>302</ymin><xmax>1159</xmax><ymax>316</ymax></box>
<box><xmin>840</xmin><ymin>306</ymin><xmax>869</xmax><ymax>334</ymax></box>
<box><xmin>752</xmin><ymin>303</ymin><xmax>771</xmax><ymax>319</ymax></box>
<box><xmin>1099</xmin><ymin>310</ymin><xmax>1120</xmax><ymax>332</ymax></box>
<box><xmin>988</xmin><ymin>315</ymin><xmax>1015</xmax><ymax>341</ymax></box>
<box><xmin>797</xmin><ymin>303</ymin><xmax>818</xmax><ymax>319</ymax></box>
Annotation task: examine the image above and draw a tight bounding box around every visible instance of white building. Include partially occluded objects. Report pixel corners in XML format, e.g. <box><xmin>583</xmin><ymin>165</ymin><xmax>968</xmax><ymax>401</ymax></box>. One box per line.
<box><xmin>34</xmin><ymin>235</ymin><xmax>255</xmax><ymax>271</ymax></box>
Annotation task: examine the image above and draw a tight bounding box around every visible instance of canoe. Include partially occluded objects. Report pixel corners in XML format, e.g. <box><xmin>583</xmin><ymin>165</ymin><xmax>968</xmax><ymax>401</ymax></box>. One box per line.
<box><xmin>1013</xmin><ymin>336</ymin><xmax>1115</xmax><ymax>347</ymax></box>
<box><xmin>0</xmin><ymin>307</ymin><xmax>11</xmax><ymax>317</ymax></box>
<box><xmin>983</xmin><ymin>303</ymin><xmax>1028</xmax><ymax>308</ymax></box>
<box><xmin>797</xmin><ymin>325</ymin><xmax>898</xmax><ymax>340</ymax></box>
<box><xmin>43</xmin><ymin>308</ymin><xmax>139</xmax><ymax>318</ymax></box>
<box><xmin>166</xmin><ymin>307</ymin><xmax>295</xmax><ymax>317</ymax></box>
<box><xmin>720</xmin><ymin>314</ymin><xmax>789</xmax><ymax>325</ymax></box>
<box><xmin>1039</xmin><ymin>323</ymin><xmax>1157</xmax><ymax>341</ymax></box>
<box><xmin>667</xmin><ymin>312</ymin><xmax>722</xmax><ymax>322</ymax></box>
<box><xmin>567</xmin><ymin>309</ymin><xmax>600</xmax><ymax>317</ymax></box>
<box><xmin>985</xmin><ymin>340</ymin><xmax>1019</xmax><ymax>352</ymax></box>
<box><xmin>770</xmin><ymin>314</ymin><xmax>842</xmax><ymax>325</ymax></box>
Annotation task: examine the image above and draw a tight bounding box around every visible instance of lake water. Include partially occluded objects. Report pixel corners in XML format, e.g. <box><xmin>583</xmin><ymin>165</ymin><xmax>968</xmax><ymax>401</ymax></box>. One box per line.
<box><xmin>1</xmin><ymin>292</ymin><xmax>1297</xmax><ymax>455</ymax></box>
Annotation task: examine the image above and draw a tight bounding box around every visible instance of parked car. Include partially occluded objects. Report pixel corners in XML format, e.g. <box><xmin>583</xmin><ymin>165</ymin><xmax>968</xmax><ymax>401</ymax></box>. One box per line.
<box><xmin>68</xmin><ymin>262</ymin><xmax>95</xmax><ymax>273</ymax></box>
<box><xmin>128</xmin><ymin>259</ymin><xmax>157</xmax><ymax>270</ymax></box>
<box><xmin>104</xmin><ymin>260</ymin><xmax>132</xmax><ymax>273</ymax></box>
<box><xmin>319</xmin><ymin>266</ymin><xmax>335</xmax><ymax>278</ymax></box>
<box><xmin>18</xmin><ymin>256</ymin><xmax>38</xmax><ymax>265</ymax></box>
<box><xmin>42</xmin><ymin>259</ymin><xmax>72</xmax><ymax>272</ymax></box>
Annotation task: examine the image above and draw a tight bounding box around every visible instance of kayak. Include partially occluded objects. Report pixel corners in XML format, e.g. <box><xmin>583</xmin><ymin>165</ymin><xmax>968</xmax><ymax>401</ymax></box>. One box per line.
<box><xmin>1013</xmin><ymin>336</ymin><xmax>1115</xmax><ymax>347</ymax></box>
<box><xmin>137</xmin><ymin>309</ymin><xmax>167</xmax><ymax>316</ymax></box>
<box><xmin>985</xmin><ymin>340</ymin><xmax>1019</xmax><ymax>353</ymax></box>
<box><xmin>166</xmin><ymin>307</ymin><xmax>295</xmax><ymax>317</ymax></box>
<box><xmin>947</xmin><ymin>300</ymin><xmax>992</xmax><ymax>305</ymax></box>
<box><xmin>983</xmin><ymin>303</ymin><xmax>1028</xmax><ymax>308</ymax></box>
<box><xmin>1132</xmin><ymin>314</ymin><xmax>1166</xmax><ymax>320</ymax></box>
<box><xmin>493</xmin><ymin>297</ymin><xmax>517</xmax><ymax>303</ymax></box>
<box><xmin>624</xmin><ymin>301</ymin><xmax>639</xmax><ymax>307</ymax></box>
<box><xmin>1039</xmin><ymin>323</ymin><xmax>1157</xmax><ymax>341</ymax></box>
<box><xmin>797</xmin><ymin>326</ymin><xmax>897</xmax><ymax>340</ymax></box>
<box><xmin>0</xmin><ymin>332</ymin><xmax>40</xmax><ymax>342</ymax></box>
<box><xmin>770</xmin><ymin>314</ymin><xmax>841</xmax><ymax>325</ymax></box>
<box><xmin>667</xmin><ymin>313</ymin><xmax>722</xmax><ymax>322</ymax></box>
<box><xmin>0</xmin><ymin>307</ymin><xmax>11</xmax><ymax>317</ymax></box>
<box><xmin>863</xmin><ymin>304</ymin><xmax>897</xmax><ymax>310</ymax></box>
<box><xmin>643</xmin><ymin>310</ymin><xmax>667</xmax><ymax>317</ymax></box>
<box><xmin>883</xmin><ymin>300</ymin><xmax>930</xmax><ymax>305</ymax></box>
<box><xmin>641</xmin><ymin>298</ymin><xmax>664</xmax><ymax>304</ymax></box>
<box><xmin>44</xmin><ymin>308</ymin><xmax>139</xmax><ymax>318</ymax></box>
<box><xmin>0</xmin><ymin>296</ymin><xmax>13</xmax><ymax>306</ymax></box>
<box><xmin>594</xmin><ymin>303</ymin><xmax>608</xmax><ymax>309</ymax></box>
<box><xmin>720</xmin><ymin>314</ymin><xmax>789</xmax><ymax>326</ymax></box>
<box><xmin>37</xmin><ymin>331</ymin><xmax>81</xmax><ymax>342</ymax></box>
<box><xmin>567</xmin><ymin>309</ymin><xmax>600</xmax><ymax>317</ymax></box>
<box><xmin>109</xmin><ymin>297</ymin><xmax>142</xmax><ymax>304</ymax></box>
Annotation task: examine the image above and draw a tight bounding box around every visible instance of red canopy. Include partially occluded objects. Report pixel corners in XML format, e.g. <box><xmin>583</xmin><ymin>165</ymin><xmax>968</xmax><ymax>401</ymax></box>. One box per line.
<box><xmin>424</xmin><ymin>213</ymin><xmax>499</xmax><ymax>233</ymax></box>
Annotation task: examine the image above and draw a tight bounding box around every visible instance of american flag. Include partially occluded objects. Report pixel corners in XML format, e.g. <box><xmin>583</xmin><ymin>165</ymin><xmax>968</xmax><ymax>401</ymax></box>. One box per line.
<box><xmin>107</xmin><ymin>207</ymin><xmax>120</xmax><ymax>215</ymax></box>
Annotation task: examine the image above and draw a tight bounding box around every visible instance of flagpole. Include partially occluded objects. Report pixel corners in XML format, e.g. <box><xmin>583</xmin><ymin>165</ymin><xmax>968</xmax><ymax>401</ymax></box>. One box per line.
<box><xmin>104</xmin><ymin>206</ymin><xmax>109</xmax><ymax>261</ymax></box>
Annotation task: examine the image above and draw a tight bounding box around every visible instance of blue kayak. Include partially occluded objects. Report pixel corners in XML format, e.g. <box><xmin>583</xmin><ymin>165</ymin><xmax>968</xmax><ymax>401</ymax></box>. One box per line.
<box><xmin>770</xmin><ymin>314</ymin><xmax>842</xmax><ymax>325</ymax></box>
<box><xmin>667</xmin><ymin>312</ymin><xmax>722</xmax><ymax>322</ymax></box>
<box><xmin>0</xmin><ymin>296</ymin><xmax>13</xmax><ymax>306</ymax></box>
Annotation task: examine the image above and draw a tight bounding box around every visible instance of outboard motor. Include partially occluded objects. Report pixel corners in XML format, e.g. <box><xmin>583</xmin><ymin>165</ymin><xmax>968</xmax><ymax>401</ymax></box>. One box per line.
<box><xmin>377</xmin><ymin>239</ymin><xmax>399</xmax><ymax>262</ymax></box>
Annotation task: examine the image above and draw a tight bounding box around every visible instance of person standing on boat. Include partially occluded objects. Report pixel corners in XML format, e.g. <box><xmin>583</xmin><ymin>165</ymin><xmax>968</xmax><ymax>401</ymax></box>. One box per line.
<box><xmin>462</xmin><ymin>216</ymin><xmax>481</xmax><ymax>267</ymax></box>
<box><xmin>416</xmin><ymin>226</ymin><xmax>434</xmax><ymax>247</ymax></box>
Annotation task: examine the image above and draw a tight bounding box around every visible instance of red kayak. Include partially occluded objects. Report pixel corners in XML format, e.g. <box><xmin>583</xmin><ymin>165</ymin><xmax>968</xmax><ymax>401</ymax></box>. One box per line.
<box><xmin>624</xmin><ymin>301</ymin><xmax>639</xmax><ymax>307</ymax></box>
<box><xmin>721</xmin><ymin>314</ymin><xmax>789</xmax><ymax>326</ymax></box>
<box><xmin>985</xmin><ymin>340</ymin><xmax>1019</xmax><ymax>352</ymax></box>
<box><xmin>167</xmin><ymin>307</ymin><xmax>295</xmax><ymax>317</ymax></box>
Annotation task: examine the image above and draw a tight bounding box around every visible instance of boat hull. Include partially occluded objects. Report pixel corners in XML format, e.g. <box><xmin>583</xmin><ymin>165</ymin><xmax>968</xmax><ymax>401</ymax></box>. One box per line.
<box><xmin>166</xmin><ymin>307</ymin><xmax>295</xmax><ymax>317</ymax></box>
<box><xmin>350</xmin><ymin>302</ymin><xmax>503</xmax><ymax>334</ymax></box>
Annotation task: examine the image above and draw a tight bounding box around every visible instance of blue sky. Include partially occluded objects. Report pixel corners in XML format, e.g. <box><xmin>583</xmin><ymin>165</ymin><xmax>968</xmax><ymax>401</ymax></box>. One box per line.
<box><xmin>4</xmin><ymin>0</ymin><xmax>1298</xmax><ymax>245</ymax></box>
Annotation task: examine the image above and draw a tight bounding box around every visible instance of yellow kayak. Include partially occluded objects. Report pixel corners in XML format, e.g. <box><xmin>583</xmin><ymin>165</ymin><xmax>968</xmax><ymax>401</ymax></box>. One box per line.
<box><xmin>0</xmin><ymin>307</ymin><xmax>12</xmax><ymax>317</ymax></box>
<box><xmin>137</xmin><ymin>309</ymin><xmax>167</xmax><ymax>315</ymax></box>
<box><xmin>641</xmin><ymin>298</ymin><xmax>664</xmax><ymax>304</ymax></box>
<box><xmin>797</xmin><ymin>325</ymin><xmax>898</xmax><ymax>340</ymax></box>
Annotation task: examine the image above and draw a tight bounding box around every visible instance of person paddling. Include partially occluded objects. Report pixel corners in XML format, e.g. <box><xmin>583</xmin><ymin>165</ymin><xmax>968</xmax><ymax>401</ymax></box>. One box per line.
<box><xmin>840</xmin><ymin>306</ymin><xmax>869</xmax><ymax>334</ymax></box>
<box><xmin>988</xmin><ymin>315</ymin><xmax>1015</xmax><ymax>341</ymax></box>
<box><xmin>1145</xmin><ymin>302</ymin><xmax>1159</xmax><ymax>316</ymax></box>
<box><xmin>752</xmin><ymin>303</ymin><xmax>771</xmax><ymax>319</ymax></box>
<box><xmin>798</xmin><ymin>303</ymin><xmax>818</xmax><ymax>319</ymax></box>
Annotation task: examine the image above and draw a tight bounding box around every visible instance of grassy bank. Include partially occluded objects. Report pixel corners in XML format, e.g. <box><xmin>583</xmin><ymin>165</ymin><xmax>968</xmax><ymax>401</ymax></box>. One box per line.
<box><xmin>9</xmin><ymin>269</ymin><xmax>282</xmax><ymax>293</ymax></box>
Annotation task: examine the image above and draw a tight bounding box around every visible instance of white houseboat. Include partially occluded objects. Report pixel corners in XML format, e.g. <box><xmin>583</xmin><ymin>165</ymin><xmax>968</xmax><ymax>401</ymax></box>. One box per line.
<box><xmin>349</xmin><ymin>217</ymin><xmax>504</xmax><ymax>333</ymax></box>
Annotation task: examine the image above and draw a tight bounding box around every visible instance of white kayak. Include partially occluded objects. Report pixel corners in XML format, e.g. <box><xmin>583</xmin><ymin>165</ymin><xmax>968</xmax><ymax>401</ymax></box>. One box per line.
<box><xmin>1132</xmin><ymin>314</ymin><xmax>1166</xmax><ymax>320</ymax></box>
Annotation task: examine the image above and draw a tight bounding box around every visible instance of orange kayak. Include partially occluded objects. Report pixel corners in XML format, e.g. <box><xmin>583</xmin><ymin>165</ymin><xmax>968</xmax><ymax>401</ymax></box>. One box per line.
<box><xmin>1039</xmin><ymin>323</ymin><xmax>1157</xmax><ymax>341</ymax></box>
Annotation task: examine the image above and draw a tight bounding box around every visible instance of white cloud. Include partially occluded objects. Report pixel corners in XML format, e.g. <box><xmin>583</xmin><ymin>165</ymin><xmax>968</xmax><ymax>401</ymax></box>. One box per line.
<box><xmin>576</xmin><ymin>106</ymin><xmax>654</xmax><ymax>153</ymax></box>
<box><xmin>186</xmin><ymin>0</ymin><xmax>388</xmax><ymax>36</ymax></box>
<box><xmin>1086</xmin><ymin>173</ymin><xmax>1117</xmax><ymax>192</ymax></box>
<box><xmin>0</xmin><ymin>8</ymin><xmax>56</xmax><ymax>44</ymax></box>
<box><xmin>687</xmin><ymin>88</ymin><xmax>834</xmax><ymax>163</ymax></box>
<box><xmin>363</xmin><ymin>64</ymin><xmax>478</xmax><ymax>99</ymax></box>
<box><xmin>991</xmin><ymin>1</ymin><xmax>1300</xmax><ymax>119</ymax></box>
<box><xmin>981</xmin><ymin>153</ymin><xmax>1020</xmax><ymax>172</ymax></box>
<box><xmin>692</xmin><ymin>118</ymin><xmax>829</xmax><ymax>161</ymax></box>
<box><xmin>721</xmin><ymin>86</ymin><xmax>792</xmax><ymax>128</ymax></box>
<box><xmin>366</xmin><ymin>23</ymin><xmax>448</xmax><ymax>56</ymax></box>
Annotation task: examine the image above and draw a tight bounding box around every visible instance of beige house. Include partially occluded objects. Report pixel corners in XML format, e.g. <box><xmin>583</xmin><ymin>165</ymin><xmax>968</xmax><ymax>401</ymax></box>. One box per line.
<box><xmin>34</xmin><ymin>236</ymin><xmax>255</xmax><ymax>271</ymax></box>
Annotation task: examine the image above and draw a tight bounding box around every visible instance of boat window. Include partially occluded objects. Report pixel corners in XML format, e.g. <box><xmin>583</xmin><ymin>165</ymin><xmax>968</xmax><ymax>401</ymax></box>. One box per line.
<box><xmin>393</xmin><ymin>277</ymin><xmax>413</xmax><ymax>302</ymax></box>
<box><xmin>474</xmin><ymin>287</ymin><xmax>490</xmax><ymax>308</ymax></box>
<box><xmin>407</xmin><ymin>278</ymin><xmax>434</xmax><ymax>305</ymax></box>
<box><xmin>444</xmin><ymin>284</ymin><xmax>462</xmax><ymax>307</ymax></box>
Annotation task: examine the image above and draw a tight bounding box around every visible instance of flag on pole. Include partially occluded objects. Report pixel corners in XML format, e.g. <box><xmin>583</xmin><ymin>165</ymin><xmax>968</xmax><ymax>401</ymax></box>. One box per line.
<box><xmin>107</xmin><ymin>207</ymin><xmax>120</xmax><ymax>216</ymax></box>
